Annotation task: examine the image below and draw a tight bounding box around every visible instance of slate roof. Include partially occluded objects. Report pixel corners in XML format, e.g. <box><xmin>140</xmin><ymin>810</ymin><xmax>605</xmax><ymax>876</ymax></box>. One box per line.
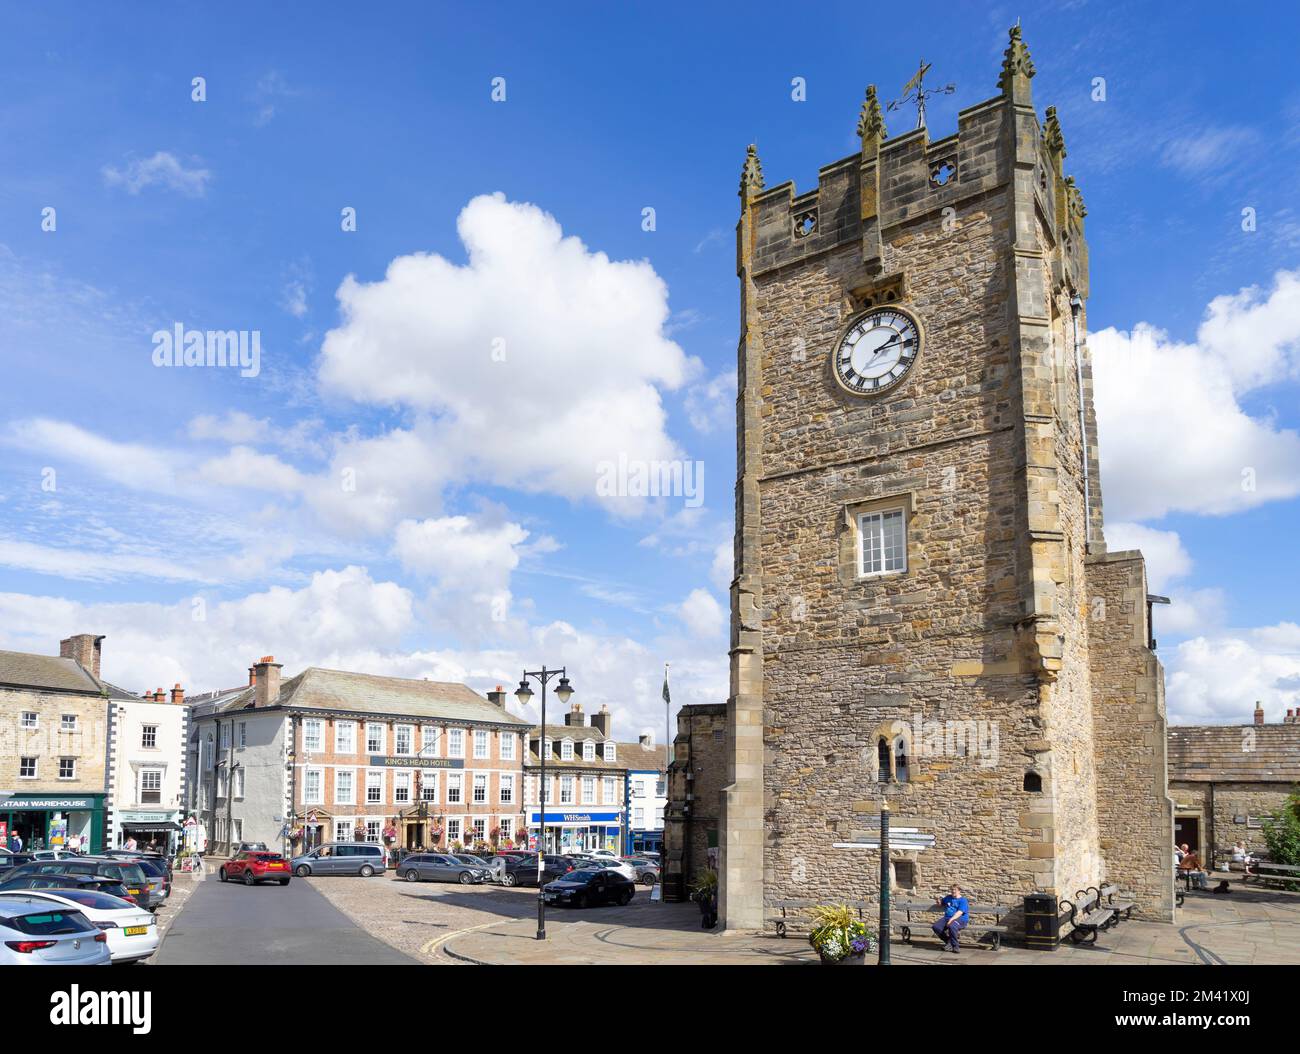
<box><xmin>619</xmin><ymin>742</ymin><xmax>668</xmax><ymax>772</ymax></box>
<box><xmin>0</xmin><ymin>650</ymin><xmax>105</xmax><ymax>696</ymax></box>
<box><xmin>1168</xmin><ymin>724</ymin><xmax>1300</xmax><ymax>783</ymax></box>
<box><xmin>212</xmin><ymin>667</ymin><xmax>527</xmax><ymax>726</ymax></box>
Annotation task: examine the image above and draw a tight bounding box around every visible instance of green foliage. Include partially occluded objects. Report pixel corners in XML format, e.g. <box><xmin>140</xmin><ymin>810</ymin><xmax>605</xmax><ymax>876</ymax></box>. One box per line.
<box><xmin>688</xmin><ymin>869</ymin><xmax>717</xmax><ymax>901</ymax></box>
<box><xmin>1261</xmin><ymin>789</ymin><xmax>1300</xmax><ymax>867</ymax></box>
<box><xmin>808</xmin><ymin>903</ymin><xmax>875</xmax><ymax>960</ymax></box>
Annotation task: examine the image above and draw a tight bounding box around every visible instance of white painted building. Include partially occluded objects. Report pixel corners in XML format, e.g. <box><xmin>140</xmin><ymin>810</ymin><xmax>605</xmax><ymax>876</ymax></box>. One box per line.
<box><xmin>106</xmin><ymin>686</ymin><xmax>190</xmax><ymax>851</ymax></box>
<box><xmin>623</xmin><ymin>734</ymin><xmax>667</xmax><ymax>855</ymax></box>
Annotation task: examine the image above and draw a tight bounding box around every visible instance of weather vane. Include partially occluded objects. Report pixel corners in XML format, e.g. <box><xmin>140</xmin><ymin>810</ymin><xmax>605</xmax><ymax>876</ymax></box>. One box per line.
<box><xmin>886</xmin><ymin>59</ymin><xmax>955</xmax><ymax>132</ymax></box>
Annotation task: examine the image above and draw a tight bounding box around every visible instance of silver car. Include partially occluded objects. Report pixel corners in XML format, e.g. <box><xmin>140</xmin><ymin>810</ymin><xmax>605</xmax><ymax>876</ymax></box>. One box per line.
<box><xmin>0</xmin><ymin>896</ymin><xmax>111</xmax><ymax>965</ymax></box>
<box><xmin>396</xmin><ymin>853</ymin><xmax>487</xmax><ymax>884</ymax></box>
<box><xmin>291</xmin><ymin>842</ymin><xmax>386</xmax><ymax>877</ymax></box>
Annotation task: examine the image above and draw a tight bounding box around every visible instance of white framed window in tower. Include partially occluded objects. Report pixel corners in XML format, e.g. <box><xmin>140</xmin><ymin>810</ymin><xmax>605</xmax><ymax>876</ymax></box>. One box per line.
<box><xmin>857</xmin><ymin>505</ymin><xmax>907</xmax><ymax>577</ymax></box>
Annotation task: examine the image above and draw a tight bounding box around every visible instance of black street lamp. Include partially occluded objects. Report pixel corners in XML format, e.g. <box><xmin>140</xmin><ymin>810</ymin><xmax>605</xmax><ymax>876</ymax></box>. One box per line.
<box><xmin>515</xmin><ymin>666</ymin><xmax>574</xmax><ymax>941</ymax></box>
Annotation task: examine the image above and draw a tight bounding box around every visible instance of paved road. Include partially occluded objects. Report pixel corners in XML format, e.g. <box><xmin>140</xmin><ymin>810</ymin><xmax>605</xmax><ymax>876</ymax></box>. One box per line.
<box><xmin>155</xmin><ymin>872</ymin><xmax>418</xmax><ymax>965</ymax></box>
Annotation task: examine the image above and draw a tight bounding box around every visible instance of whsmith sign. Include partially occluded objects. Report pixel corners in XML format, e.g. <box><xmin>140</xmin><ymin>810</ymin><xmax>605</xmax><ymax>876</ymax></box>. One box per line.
<box><xmin>368</xmin><ymin>756</ymin><xmax>464</xmax><ymax>769</ymax></box>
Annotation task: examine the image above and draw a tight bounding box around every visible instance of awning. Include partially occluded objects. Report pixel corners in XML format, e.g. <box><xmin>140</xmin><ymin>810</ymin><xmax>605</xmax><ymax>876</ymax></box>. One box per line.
<box><xmin>121</xmin><ymin>821</ymin><xmax>181</xmax><ymax>833</ymax></box>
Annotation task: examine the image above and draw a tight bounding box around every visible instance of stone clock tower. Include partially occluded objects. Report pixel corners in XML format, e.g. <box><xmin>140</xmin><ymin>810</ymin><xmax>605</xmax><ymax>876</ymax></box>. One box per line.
<box><xmin>721</xmin><ymin>27</ymin><xmax>1175</xmax><ymax>932</ymax></box>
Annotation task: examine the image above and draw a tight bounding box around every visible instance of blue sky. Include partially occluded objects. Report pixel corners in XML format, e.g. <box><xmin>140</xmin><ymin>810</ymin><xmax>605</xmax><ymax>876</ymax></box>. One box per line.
<box><xmin>1</xmin><ymin>0</ymin><xmax>1298</xmax><ymax>730</ymax></box>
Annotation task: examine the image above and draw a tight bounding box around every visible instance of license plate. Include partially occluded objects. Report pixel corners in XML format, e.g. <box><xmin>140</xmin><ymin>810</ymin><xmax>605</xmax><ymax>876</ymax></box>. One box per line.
<box><xmin>129</xmin><ymin>888</ymin><xmax>143</xmax><ymax>895</ymax></box>
<box><xmin>543</xmin><ymin>894</ymin><xmax>556</xmax><ymax>902</ymax></box>
<box><xmin>124</xmin><ymin>926</ymin><xmax>148</xmax><ymax>936</ymax></box>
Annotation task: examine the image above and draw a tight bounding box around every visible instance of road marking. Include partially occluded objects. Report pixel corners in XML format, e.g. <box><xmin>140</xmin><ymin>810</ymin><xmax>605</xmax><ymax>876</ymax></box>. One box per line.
<box><xmin>421</xmin><ymin>918</ymin><xmax>503</xmax><ymax>961</ymax></box>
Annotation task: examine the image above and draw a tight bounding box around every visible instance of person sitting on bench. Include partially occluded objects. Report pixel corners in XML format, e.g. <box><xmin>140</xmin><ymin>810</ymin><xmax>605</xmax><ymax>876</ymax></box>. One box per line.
<box><xmin>931</xmin><ymin>883</ymin><xmax>970</xmax><ymax>953</ymax></box>
<box><xmin>1179</xmin><ymin>847</ymin><xmax>1210</xmax><ymax>889</ymax></box>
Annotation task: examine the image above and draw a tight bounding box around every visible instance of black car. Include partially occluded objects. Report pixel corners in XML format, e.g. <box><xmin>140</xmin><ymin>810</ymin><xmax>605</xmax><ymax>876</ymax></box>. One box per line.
<box><xmin>3</xmin><ymin>858</ymin><xmax>156</xmax><ymax>910</ymax></box>
<box><xmin>542</xmin><ymin>868</ymin><xmax>636</xmax><ymax>908</ymax></box>
<box><xmin>0</xmin><ymin>849</ymin><xmax>35</xmax><ymax>874</ymax></box>
<box><xmin>0</xmin><ymin>872</ymin><xmax>134</xmax><ymax>902</ymax></box>
<box><xmin>500</xmin><ymin>854</ymin><xmax>574</xmax><ymax>888</ymax></box>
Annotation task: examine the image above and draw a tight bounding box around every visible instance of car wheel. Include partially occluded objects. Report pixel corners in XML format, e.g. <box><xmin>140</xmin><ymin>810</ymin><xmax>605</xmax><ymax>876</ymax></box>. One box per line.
<box><xmin>619</xmin><ymin>890</ymin><xmax>633</xmax><ymax>906</ymax></box>
<box><xmin>243</xmin><ymin>870</ymin><xmax>256</xmax><ymax>886</ymax></box>
<box><xmin>502</xmin><ymin>872</ymin><xmax>517</xmax><ymax>887</ymax></box>
<box><xmin>641</xmin><ymin>874</ymin><xmax>656</xmax><ymax>886</ymax></box>
<box><xmin>296</xmin><ymin>865</ymin><xmax>311</xmax><ymax>877</ymax></box>
<box><xmin>218</xmin><ymin>867</ymin><xmax>228</xmax><ymax>882</ymax></box>
<box><xmin>458</xmin><ymin>871</ymin><xmax>473</xmax><ymax>885</ymax></box>
<box><xmin>359</xmin><ymin>864</ymin><xmax>375</xmax><ymax>877</ymax></box>
<box><xmin>279</xmin><ymin>879</ymin><xmax>290</xmax><ymax>886</ymax></box>
<box><xmin>404</xmin><ymin>869</ymin><xmax>420</xmax><ymax>883</ymax></box>
<box><xmin>573</xmin><ymin>894</ymin><xmax>586</xmax><ymax>909</ymax></box>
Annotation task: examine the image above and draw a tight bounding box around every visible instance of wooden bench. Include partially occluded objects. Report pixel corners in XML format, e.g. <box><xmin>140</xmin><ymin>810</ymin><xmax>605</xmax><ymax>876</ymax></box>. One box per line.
<box><xmin>1096</xmin><ymin>883</ymin><xmax>1135</xmax><ymax>921</ymax></box>
<box><xmin>889</xmin><ymin>896</ymin><xmax>1011</xmax><ymax>951</ymax></box>
<box><xmin>1243</xmin><ymin>862</ymin><xmax>1300</xmax><ymax>889</ymax></box>
<box><xmin>767</xmin><ymin>898</ymin><xmax>872</xmax><ymax>938</ymax></box>
<box><xmin>1061</xmin><ymin>889</ymin><xmax>1115</xmax><ymax>945</ymax></box>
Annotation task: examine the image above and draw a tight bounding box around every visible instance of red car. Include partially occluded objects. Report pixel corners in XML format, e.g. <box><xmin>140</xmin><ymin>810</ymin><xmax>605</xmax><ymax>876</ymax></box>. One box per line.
<box><xmin>219</xmin><ymin>851</ymin><xmax>292</xmax><ymax>886</ymax></box>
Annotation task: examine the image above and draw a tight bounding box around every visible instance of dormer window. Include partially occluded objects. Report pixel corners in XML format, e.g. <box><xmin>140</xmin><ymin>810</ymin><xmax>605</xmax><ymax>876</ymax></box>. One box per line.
<box><xmin>561</xmin><ymin>739</ymin><xmax>574</xmax><ymax>761</ymax></box>
<box><xmin>583</xmin><ymin>740</ymin><xmax>595</xmax><ymax>762</ymax></box>
<box><xmin>604</xmin><ymin>742</ymin><xmax>617</xmax><ymax>763</ymax></box>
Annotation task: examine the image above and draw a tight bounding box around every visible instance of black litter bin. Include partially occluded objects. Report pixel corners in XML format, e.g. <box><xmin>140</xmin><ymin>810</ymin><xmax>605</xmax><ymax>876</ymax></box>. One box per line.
<box><xmin>1023</xmin><ymin>892</ymin><xmax>1060</xmax><ymax>950</ymax></box>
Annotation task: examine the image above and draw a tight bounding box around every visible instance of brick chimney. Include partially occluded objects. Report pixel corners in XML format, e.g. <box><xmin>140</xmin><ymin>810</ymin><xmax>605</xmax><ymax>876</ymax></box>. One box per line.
<box><xmin>590</xmin><ymin>704</ymin><xmax>612</xmax><ymax>738</ymax></box>
<box><xmin>248</xmin><ymin>665</ymin><xmax>257</xmax><ymax>686</ymax></box>
<box><xmin>170</xmin><ymin>684</ymin><xmax>185</xmax><ymax>706</ymax></box>
<box><xmin>254</xmin><ymin>656</ymin><xmax>282</xmax><ymax>707</ymax></box>
<box><xmin>59</xmin><ymin>634</ymin><xmax>104</xmax><ymax>680</ymax></box>
<box><xmin>487</xmin><ymin>685</ymin><xmax>507</xmax><ymax>709</ymax></box>
<box><xmin>1254</xmin><ymin>702</ymin><xmax>1265</xmax><ymax>726</ymax></box>
<box><xmin>152</xmin><ymin>687</ymin><xmax>164</xmax><ymax>703</ymax></box>
<box><xmin>565</xmin><ymin>701</ymin><xmax>584</xmax><ymax>727</ymax></box>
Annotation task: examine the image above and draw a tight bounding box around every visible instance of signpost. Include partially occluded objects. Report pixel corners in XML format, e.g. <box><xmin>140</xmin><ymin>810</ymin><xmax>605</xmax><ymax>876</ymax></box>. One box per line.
<box><xmin>833</xmin><ymin>807</ymin><xmax>936</xmax><ymax>966</ymax></box>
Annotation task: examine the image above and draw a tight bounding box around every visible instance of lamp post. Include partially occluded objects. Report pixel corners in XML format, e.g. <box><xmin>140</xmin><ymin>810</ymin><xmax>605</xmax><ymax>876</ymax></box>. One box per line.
<box><xmin>879</xmin><ymin>800</ymin><xmax>891</xmax><ymax>966</ymax></box>
<box><xmin>515</xmin><ymin>666</ymin><xmax>574</xmax><ymax>942</ymax></box>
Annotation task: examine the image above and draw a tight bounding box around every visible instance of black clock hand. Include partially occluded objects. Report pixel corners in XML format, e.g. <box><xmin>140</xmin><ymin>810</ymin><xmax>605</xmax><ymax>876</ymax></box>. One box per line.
<box><xmin>867</xmin><ymin>334</ymin><xmax>902</xmax><ymax>358</ymax></box>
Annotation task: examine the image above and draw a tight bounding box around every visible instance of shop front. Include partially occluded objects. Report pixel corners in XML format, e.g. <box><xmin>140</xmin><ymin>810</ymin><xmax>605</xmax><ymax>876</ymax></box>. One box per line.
<box><xmin>528</xmin><ymin>810</ymin><xmax>621</xmax><ymax>854</ymax></box>
<box><xmin>116</xmin><ymin>810</ymin><xmax>182</xmax><ymax>853</ymax></box>
<box><xmin>0</xmin><ymin>793</ymin><xmax>105</xmax><ymax>853</ymax></box>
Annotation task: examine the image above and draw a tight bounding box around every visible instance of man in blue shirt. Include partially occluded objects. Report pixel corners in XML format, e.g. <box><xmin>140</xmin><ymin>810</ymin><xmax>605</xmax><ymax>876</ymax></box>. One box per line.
<box><xmin>931</xmin><ymin>884</ymin><xmax>970</xmax><ymax>953</ymax></box>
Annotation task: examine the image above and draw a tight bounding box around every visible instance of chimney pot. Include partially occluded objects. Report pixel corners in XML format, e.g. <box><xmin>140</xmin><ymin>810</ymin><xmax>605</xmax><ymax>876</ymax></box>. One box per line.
<box><xmin>1254</xmin><ymin>702</ymin><xmax>1265</xmax><ymax>726</ymax></box>
<box><xmin>171</xmin><ymin>684</ymin><xmax>185</xmax><ymax>706</ymax></box>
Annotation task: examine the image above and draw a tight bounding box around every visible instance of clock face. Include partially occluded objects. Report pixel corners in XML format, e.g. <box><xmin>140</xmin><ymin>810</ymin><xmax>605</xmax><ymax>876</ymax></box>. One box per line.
<box><xmin>833</xmin><ymin>307</ymin><xmax>921</xmax><ymax>395</ymax></box>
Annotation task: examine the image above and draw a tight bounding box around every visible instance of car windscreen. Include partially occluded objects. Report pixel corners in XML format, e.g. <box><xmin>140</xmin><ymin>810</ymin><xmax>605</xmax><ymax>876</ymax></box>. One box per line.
<box><xmin>7</xmin><ymin>909</ymin><xmax>95</xmax><ymax>935</ymax></box>
<box><xmin>35</xmin><ymin>889</ymin><xmax>136</xmax><ymax>911</ymax></box>
<box><xmin>101</xmin><ymin>863</ymin><xmax>148</xmax><ymax>885</ymax></box>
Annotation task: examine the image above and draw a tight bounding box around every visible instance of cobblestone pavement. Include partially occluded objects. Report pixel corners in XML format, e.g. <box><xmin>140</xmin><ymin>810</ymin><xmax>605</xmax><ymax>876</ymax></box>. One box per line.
<box><xmin>302</xmin><ymin>872</ymin><xmax>545</xmax><ymax>963</ymax></box>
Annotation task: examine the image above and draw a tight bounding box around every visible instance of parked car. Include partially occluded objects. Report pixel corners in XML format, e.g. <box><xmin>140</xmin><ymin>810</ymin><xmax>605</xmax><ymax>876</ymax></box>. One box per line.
<box><xmin>220</xmin><ymin>851</ymin><xmax>292</xmax><ymax>886</ymax></box>
<box><xmin>500</xmin><ymin>854</ymin><xmax>573</xmax><ymax>888</ymax></box>
<box><xmin>29</xmin><ymin>849</ymin><xmax>78</xmax><ymax>861</ymax></box>
<box><xmin>0</xmin><ymin>888</ymin><xmax>157</xmax><ymax>963</ymax></box>
<box><xmin>105</xmin><ymin>850</ymin><xmax>173</xmax><ymax>895</ymax></box>
<box><xmin>589</xmin><ymin>849</ymin><xmax>618</xmax><ymax>859</ymax></box>
<box><xmin>233</xmin><ymin>841</ymin><xmax>269</xmax><ymax>854</ymax></box>
<box><xmin>0</xmin><ymin>896</ymin><xmax>111</xmax><ymax>965</ymax></box>
<box><xmin>396</xmin><ymin>853</ymin><xmax>487</xmax><ymax>884</ymax></box>
<box><xmin>0</xmin><ymin>849</ymin><xmax>35</xmax><ymax>874</ymax></box>
<box><xmin>541</xmin><ymin>868</ymin><xmax>636</xmax><ymax>908</ymax></box>
<box><xmin>2</xmin><ymin>858</ymin><xmax>156</xmax><ymax>910</ymax></box>
<box><xmin>575</xmin><ymin>856</ymin><xmax>639</xmax><ymax>882</ymax></box>
<box><xmin>621</xmin><ymin>857</ymin><xmax>661</xmax><ymax>885</ymax></box>
<box><xmin>290</xmin><ymin>843</ymin><xmax>385</xmax><ymax>877</ymax></box>
<box><xmin>0</xmin><ymin>873</ymin><xmax>134</xmax><ymax>902</ymax></box>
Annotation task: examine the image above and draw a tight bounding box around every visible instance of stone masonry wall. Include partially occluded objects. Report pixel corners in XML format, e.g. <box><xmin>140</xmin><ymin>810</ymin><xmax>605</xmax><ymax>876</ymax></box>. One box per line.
<box><xmin>1087</xmin><ymin>551</ymin><xmax>1176</xmax><ymax>920</ymax></box>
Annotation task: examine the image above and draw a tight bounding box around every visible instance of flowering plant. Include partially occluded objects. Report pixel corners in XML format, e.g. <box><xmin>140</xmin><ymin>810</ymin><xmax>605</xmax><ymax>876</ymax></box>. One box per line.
<box><xmin>808</xmin><ymin>904</ymin><xmax>875</xmax><ymax>962</ymax></box>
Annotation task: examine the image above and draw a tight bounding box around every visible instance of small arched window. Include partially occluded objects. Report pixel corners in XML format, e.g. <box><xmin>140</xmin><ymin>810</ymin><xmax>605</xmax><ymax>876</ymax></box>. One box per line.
<box><xmin>894</xmin><ymin>738</ymin><xmax>910</xmax><ymax>784</ymax></box>
<box><xmin>1023</xmin><ymin>770</ymin><xmax>1043</xmax><ymax>793</ymax></box>
<box><xmin>877</xmin><ymin>738</ymin><xmax>891</xmax><ymax>784</ymax></box>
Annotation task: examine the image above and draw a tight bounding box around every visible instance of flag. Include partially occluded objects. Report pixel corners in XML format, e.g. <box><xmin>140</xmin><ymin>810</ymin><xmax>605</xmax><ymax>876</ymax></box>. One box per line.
<box><xmin>662</xmin><ymin>667</ymin><xmax>671</xmax><ymax>705</ymax></box>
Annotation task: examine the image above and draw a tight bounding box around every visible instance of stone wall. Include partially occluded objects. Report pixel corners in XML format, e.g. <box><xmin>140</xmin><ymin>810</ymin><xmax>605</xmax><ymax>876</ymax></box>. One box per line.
<box><xmin>1087</xmin><ymin>551</ymin><xmax>1176</xmax><ymax>920</ymax></box>
<box><xmin>664</xmin><ymin>703</ymin><xmax>727</xmax><ymax>897</ymax></box>
<box><xmin>1170</xmin><ymin>782</ymin><xmax>1299</xmax><ymax>865</ymax></box>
